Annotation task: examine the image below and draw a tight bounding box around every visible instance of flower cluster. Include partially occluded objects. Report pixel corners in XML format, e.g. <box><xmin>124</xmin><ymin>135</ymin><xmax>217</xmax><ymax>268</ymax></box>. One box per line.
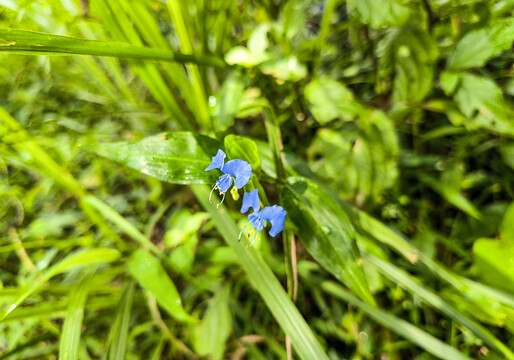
<box><xmin>205</xmin><ymin>149</ymin><xmax>286</xmax><ymax>245</ymax></box>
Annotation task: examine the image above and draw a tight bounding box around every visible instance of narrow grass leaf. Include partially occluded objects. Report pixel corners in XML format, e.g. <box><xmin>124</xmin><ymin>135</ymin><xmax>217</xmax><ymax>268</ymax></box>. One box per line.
<box><xmin>1</xmin><ymin>248</ymin><xmax>120</xmax><ymax>321</ymax></box>
<box><xmin>0</xmin><ymin>28</ymin><xmax>225</xmax><ymax>67</ymax></box>
<box><xmin>59</xmin><ymin>269</ymin><xmax>95</xmax><ymax>360</ymax></box>
<box><xmin>107</xmin><ymin>281</ymin><xmax>136</xmax><ymax>360</ymax></box>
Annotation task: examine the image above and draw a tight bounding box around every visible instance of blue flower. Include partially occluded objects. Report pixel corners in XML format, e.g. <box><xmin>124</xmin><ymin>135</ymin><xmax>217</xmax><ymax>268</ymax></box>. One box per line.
<box><xmin>205</xmin><ymin>149</ymin><xmax>252</xmax><ymax>207</ymax></box>
<box><xmin>240</xmin><ymin>189</ymin><xmax>287</xmax><ymax>246</ymax></box>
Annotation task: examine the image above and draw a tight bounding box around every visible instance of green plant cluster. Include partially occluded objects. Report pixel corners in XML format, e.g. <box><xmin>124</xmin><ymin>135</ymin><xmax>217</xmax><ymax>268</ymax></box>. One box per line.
<box><xmin>1</xmin><ymin>0</ymin><xmax>514</xmax><ymax>359</ymax></box>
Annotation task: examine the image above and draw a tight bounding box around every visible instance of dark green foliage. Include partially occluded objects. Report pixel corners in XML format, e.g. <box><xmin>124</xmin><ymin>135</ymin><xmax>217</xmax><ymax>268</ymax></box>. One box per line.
<box><xmin>1</xmin><ymin>0</ymin><xmax>514</xmax><ymax>359</ymax></box>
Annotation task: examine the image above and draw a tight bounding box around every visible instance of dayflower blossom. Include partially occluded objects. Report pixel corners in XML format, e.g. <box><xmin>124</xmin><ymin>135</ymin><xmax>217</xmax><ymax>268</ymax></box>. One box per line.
<box><xmin>239</xmin><ymin>189</ymin><xmax>287</xmax><ymax>246</ymax></box>
<box><xmin>205</xmin><ymin>149</ymin><xmax>252</xmax><ymax>207</ymax></box>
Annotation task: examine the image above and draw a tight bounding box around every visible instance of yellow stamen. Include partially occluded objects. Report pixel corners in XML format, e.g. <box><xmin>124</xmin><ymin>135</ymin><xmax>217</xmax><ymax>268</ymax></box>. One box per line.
<box><xmin>230</xmin><ymin>186</ymin><xmax>239</xmax><ymax>201</ymax></box>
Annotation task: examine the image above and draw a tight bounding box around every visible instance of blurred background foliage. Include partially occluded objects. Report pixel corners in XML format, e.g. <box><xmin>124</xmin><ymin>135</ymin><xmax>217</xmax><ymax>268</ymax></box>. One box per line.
<box><xmin>1</xmin><ymin>0</ymin><xmax>514</xmax><ymax>359</ymax></box>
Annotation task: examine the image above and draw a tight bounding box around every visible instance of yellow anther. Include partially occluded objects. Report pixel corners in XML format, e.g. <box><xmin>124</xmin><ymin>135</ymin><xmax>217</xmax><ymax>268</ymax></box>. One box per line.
<box><xmin>216</xmin><ymin>203</ymin><xmax>220</xmax><ymax>209</ymax></box>
<box><xmin>241</xmin><ymin>224</ymin><xmax>246</xmax><ymax>228</ymax></box>
<box><xmin>231</xmin><ymin>186</ymin><xmax>240</xmax><ymax>201</ymax></box>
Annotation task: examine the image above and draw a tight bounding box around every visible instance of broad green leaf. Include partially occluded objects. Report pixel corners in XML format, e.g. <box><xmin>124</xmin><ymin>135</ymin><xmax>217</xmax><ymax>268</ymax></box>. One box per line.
<box><xmin>192</xmin><ymin>185</ymin><xmax>329</xmax><ymax>360</ymax></box>
<box><xmin>305</xmin><ymin>77</ymin><xmax>363</xmax><ymax>124</ymax></box>
<box><xmin>281</xmin><ymin>176</ymin><xmax>375</xmax><ymax>306</ymax></box>
<box><xmin>317</xmin><ymin>280</ymin><xmax>471</xmax><ymax>360</ymax></box>
<box><xmin>224</xmin><ymin>134</ymin><xmax>261</xmax><ymax>175</ymax></box>
<box><xmin>90</xmin><ymin>132</ymin><xmax>222</xmax><ymax>185</ymax></box>
<box><xmin>59</xmin><ymin>270</ymin><xmax>95</xmax><ymax>360</ymax></box>
<box><xmin>212</xmin><ymin>71</ymin><xmax>245</xmax><ymax>131</ymax></box>
<box><xmin>192</xmin><ymin>286</ymin><xmax>231</xmax><ymax>360</ymax></box>
<box><xmin>349</xmin><ymin>0</ymin><xmax>411</xmax><ymax>28</ymax></box>
<box><xmin>0</xmin><ymin>28</ymin><xmax>225</xmax><ymax>67</ymax></box>
<box><xmin>473</xmin><ymin>238</ymin><xmax>514</xmax><ymax>294</ymax></box>
<box><xmin>450</xmin><ymin>73</ymin><xmax>514</xmax><ymax>136</ymax></box>
<box><xmin>448</xmin><ymin>18</ymin><xmax>514</xmax><ymax>70</ymax></box>
<box><xmin>225</xmin><ymin>24</ymin><xmax>271</xmax><ymax>67</ymax></box>
<box><xmin>107</xmin><ymin>281</ymin><xmax>135</xmax><ymax>360</ymax></box>
<box><xmin>1</xmin><ymin>248</ymin><xmax>120</xmax><ymax>321</ymax></box>
<box><xmin>127</xmin><ymin>249</ymin><xmax>197</xmax><ymax>323</ymax></box>
<box><xmin>260</xmin><ymin>56</ymin><xmax>307</xmax><ymax>82</ymax></box>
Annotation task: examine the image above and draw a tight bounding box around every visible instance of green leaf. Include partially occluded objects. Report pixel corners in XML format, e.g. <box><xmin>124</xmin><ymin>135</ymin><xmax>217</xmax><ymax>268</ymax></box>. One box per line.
<box><xmin>350</xmin><ymin>0</ymin><xmax>411</xmax><ymax>29</ymax></box>
<box><xmin>0</xmin><ymin>28</ymin><xmax>225</xmax><ymax>67</ymax></box>
<box><xmin>127</xmin><ymin>249</ymin><xmax>197</xmax><ymax>323</ymax></box>
<box><xmin>304</xmin><ymin>77</ymin><xmax>363</xmax><ymax>124</ymax></box>
<box><xmin>451</xmin><ymin>73</ymin><xmax>514</xmax><ymax>136</ymax></box>
<box><xmin>281</xmin><ymin>176</ymin><xmax>376</xmax><ymax>306</ymax></box>
<box><xmin>225</xmin><ymin>24</ymin><xmax>271</xmax><ymax>67</ymax></box>
<box><xmin>473</xmin><ymin>238</ymin><xmax>514</xmax><ymax>294</ymax></box>
<box><xmin>90</xmin><ymin>132</ymin><xmax>222</xmax><ymax>185</ymax></box>
<box><xmin>1</xmin><ymin>248</ymin><xmax>120</xmax><ymax>321</ymax></box>
<box><xmin>448</xmin><ymin>19</ymin><xmax>514</xmax><ymax>70</ymax></box>
<box><xmin>224</xmin><ymin>134</ymin><xmax>261</xmax><ymax>175</ymax></box>
<box><xmin>260</xmin><ymin>56</ymin><xmax>307</xmax><ymax>82</ymax></box>
<box><xmin>59</xmin><ymin>270</ymin><xmax>95</xmax><ymax>360</ymax></box>
<box><xmin>107</xmin><ymin>281</ymin><xmax>135</xmax><ymax>360</ymax></box>
<box><xmin>192</xmin><ymin>286</ymin><xmax>231</xmax><ymax>360</ymax></box>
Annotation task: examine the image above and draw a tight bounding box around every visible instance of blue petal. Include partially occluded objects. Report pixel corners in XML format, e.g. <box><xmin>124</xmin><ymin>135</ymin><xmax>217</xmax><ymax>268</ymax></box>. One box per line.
<box><xmin>222</xmin><ymin>159</ymin><xmax>252</xmax><ymax>189</ymax></box>
<box><xmin>205</xmin><ymin>149</ymin><xmax>226</xmax><ymax>171</ymax></box>
<box><xmin>215</xmin><ymin>174</ymin><xmax>232</xmax><ymax>193</ymax></box>
<box><xmin>248</xmin><ymin>213</ymin><xmax>264</xmax><ymax>231</ymax></box>
<box><xmin>241</xmin><ymin>189</ymin><xmax>260</xmax><ymax>214</ymax></box>
<box><xmin>259</xmin><ymin>205</ymin><xmax>287</xmax><ymax>237</ymax></box>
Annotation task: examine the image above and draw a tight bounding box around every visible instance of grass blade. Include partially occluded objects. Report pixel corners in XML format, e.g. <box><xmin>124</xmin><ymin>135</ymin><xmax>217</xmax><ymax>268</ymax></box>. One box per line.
<box><xmin>1</xmin><ymin>248</ymin><xmax>120</xmax><ymax>321</ymax></box>
<box><xmin>59</xmin><ymin>269</ymin><xmax>95</xmax><ymax>360</ymax></box>
<box><xmin>0</xmin><ymin>28</ymin><xmax>226</xmax><ymax>67</ymax></box>
<box><xmin>107</xmin><ymin>281</ymin><xmax>136</xmax><ymax>360</ymax></box>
